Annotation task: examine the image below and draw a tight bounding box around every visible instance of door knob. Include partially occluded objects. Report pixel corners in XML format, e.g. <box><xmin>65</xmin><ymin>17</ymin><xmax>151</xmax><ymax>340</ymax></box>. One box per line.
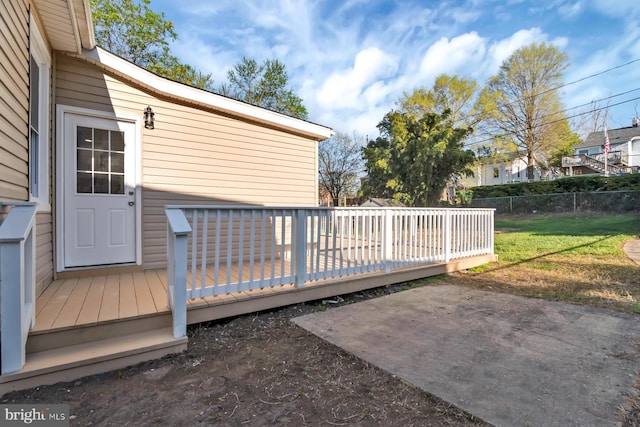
<box><xmin>128</xmin><ymin>201</ymin><xmax>134</xmax><ymax>206</ymax></box>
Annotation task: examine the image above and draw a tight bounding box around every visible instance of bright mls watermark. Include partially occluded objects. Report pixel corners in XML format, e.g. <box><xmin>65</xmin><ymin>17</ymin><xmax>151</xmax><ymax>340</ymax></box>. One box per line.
<box><xmin>0</xmin><ymin>405</ymin><xmax>69</xmax><ymax>426</ymax></box>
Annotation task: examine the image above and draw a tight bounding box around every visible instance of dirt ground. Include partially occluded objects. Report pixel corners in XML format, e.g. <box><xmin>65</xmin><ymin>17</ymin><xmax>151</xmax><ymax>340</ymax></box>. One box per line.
<box><xmin>1</xmin><ymin>284</ymin><xmax>488</xmax><ymax>426</ymax></box>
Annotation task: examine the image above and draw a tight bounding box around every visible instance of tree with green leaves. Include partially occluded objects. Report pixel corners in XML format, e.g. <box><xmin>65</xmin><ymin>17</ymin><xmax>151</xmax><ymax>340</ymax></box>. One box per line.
<box><xmin>318</xmin><ymin>132</ymin><xmax>364</xmax><ymax>206</ymax></box>
<box><xmin>362</xmin><ymin>110</ymin><xmax>475</xmax><ymax>206</ymax></box>
<box><xmin>220</xmin><ymin>58</ymin><xmax>308</xmax><ymax>119</ymax></box>
<box><xmin>399</xmin><ymin>74</ymin><xmax>494</xmax><ymax>129</ymax></box>
<box><xmin>485</xmin><ymin>42</ymin><xmax>571</xmax><ymax>179</ymax></box>
<box><xmin>91</xmin><ymin>0</ymin><xmax>214</xmax><ymax>90</ymax></box>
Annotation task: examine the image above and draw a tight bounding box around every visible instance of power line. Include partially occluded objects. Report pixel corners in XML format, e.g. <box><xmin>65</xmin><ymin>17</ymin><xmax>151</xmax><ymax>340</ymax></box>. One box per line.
<box><xmin>465</xmin><ymin>94</ymin><xmax>640</xmax><ymax>148</ymax></box>
<box><xmin>461</xmin><ymin>57</ymin><xmax>640</xmax><ymax>125</ymax></box>
<box><xmin>540</xmin><ymin>57</ymin><xmax>640</xmax><ymax>95</ymax></box>
<box><xmin>465</xmin><ymin>87</ymin><xmax>640</xmax><ymax>146</ymax></box>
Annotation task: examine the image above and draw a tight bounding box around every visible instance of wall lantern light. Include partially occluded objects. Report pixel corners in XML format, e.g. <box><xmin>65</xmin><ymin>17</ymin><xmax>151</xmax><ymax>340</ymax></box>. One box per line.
<box><xmin>144</xmin><ymin>106</ymin><xmax>155</xmax><ymax>130</ymax></box>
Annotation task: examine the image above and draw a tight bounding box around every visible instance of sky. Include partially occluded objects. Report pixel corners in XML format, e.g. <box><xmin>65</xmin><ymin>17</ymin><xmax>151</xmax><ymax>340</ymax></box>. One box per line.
<box><xmin>153</xmin><ymin>0</ymin><xmax>640</xmax><ymax>141</ymax></box>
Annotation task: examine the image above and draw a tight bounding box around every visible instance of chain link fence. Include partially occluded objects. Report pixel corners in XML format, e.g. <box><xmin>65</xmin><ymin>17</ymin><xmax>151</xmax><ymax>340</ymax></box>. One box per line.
<box><xmin>470</xmin><ymin>190</ymin><xmax>640</xmax><ymax>214</ymax></box>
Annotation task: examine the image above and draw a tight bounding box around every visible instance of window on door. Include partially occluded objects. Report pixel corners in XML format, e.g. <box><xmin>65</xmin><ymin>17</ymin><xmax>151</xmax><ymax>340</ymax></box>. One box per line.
<box><xmin>29</xmin><ymin>16</ymin><xmax>51</xmax><ymax>210</ymax></box>
<box><xmin>76</xmin><ymin>126</ymin><xmax>126</xmax><ymax>195</ymax></box>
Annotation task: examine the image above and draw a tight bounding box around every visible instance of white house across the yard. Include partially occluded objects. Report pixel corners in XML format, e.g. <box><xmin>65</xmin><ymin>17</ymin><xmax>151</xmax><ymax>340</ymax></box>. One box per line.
<box><xmin>563</xmin><ymin>121</ymin><xmax>640</xmax><ymax>176</ymax></box>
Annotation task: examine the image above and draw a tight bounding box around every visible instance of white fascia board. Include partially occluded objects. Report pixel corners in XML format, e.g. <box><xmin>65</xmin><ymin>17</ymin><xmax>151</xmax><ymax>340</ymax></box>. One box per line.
<box><xmin>81</xmin><ymin>47</ymin><xmax>333</xmax><ymax>140</ymax></box>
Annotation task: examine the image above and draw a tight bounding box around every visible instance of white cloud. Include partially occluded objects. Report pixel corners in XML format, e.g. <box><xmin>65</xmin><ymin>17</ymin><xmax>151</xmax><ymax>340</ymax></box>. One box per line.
<box><xmin>419</xmin><ymin>32</ymin><xmax>487</xmax><ymax>81</ymax></box>
<box><xmin>590</xmin><ymin>0</ymin><xmax>639</xmax><ymax>18</ymax></box>
<box><xmin>558</xmin><ymin>1</ymin><xmax>583</xmax><ymax>18</ymax></box>
<box><xmin>487</xmin><ymin>28</ymin><xmax>548</xmax><ymax>70</ymax></box>
<box><xmin>160</xmin><ymin>0</ymin><xmax>640</xmax><ymax>137</ymax></box>
<box><xmin>317</xmin><ymin>47</ymin><xmax>398</xmax><ymax>110</ymax></box>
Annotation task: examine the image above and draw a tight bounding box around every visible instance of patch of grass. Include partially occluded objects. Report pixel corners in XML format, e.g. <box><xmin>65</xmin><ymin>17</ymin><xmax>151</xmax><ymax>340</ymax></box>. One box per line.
<box><xmin>448</xmin><ymin>213</ymin><xmax>640</xmax><ymax>314</ymax></box>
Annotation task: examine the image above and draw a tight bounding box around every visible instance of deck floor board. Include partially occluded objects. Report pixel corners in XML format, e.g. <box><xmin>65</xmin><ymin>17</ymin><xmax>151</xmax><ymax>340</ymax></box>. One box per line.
<box><xmin>98</xmin><ymin>275</ymin><xmax>121</xmax><ymax>322</ymax></box>
<box><xmin>118</xmin><ymin>273</ymin><xmax>138</xmax><ymax>318</ymax></box>
<box><xmin>52</xmin><ymin>277</ymin><xmax>92</xmax><ymax>329</ymax></box>
<box><xmin>35</xmin><ymin>278</ymin><xmax>79</xmax><ymax>331</ymax></box>
<box><xmin>133</xmin><ymin>272</ymin><xmax>157</xmax><ymax>316</ymax></box>
<box><xmin>75</xmin><ymin>275</ymin><xmax>106</xmax><ymax>325</ymax></box>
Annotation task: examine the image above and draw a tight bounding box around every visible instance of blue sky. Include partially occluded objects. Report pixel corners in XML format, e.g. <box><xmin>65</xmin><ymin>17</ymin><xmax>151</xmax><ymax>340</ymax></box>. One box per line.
<box><xmin>153</xmin><ymin>0</ymin><xmax>640</xmax><ymax>140</ymax></box>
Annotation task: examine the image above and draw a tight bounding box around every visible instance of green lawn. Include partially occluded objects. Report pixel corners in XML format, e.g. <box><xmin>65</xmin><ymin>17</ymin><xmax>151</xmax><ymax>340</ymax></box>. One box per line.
<box><xmin>451</xmin><ymin>213</ymin><xmax>640</xmax><ymax>313</ymax></box>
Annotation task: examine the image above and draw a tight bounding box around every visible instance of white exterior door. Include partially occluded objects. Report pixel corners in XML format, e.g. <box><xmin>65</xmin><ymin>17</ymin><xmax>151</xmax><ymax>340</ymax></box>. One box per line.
<box><xmin>63</xmin><ymin>113</ymin><xmax>137</xmax><ymax>267</ymax></box>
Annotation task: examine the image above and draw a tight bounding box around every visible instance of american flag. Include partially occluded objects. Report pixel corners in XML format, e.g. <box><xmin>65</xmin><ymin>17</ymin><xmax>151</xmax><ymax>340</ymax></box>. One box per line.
<box><xmin>604</xmin><ymin>126</ymin><xmax>610</xmax><ymax>155</ymax></box>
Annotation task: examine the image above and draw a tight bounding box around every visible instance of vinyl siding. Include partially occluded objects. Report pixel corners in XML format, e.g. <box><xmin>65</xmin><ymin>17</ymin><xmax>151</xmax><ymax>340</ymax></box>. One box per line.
<box><xmin>55</xmin><ymin>54</ymin><xmax>319</xmax><ymax>269</ymax></box>
<box><xmin>0</xmin><ymin>0</ymin><xmax>29</xmax><ymax>201</ymax></box>
<box><xmin>0</xmin><ymin>2</ymin><xmax>54</xmax><ymax>294</ymax></box>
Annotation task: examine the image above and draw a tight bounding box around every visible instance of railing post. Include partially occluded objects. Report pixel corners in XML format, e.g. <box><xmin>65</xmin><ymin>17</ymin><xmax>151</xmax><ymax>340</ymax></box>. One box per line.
<box><xmin>444</xmin><ymin>210</ymin><xmax>452</xmax><ymax>263</ymax></box>
<box><xmin>165</xmin><ymin>208</ymin><xmax>192</xmax><ymax>339</ymax></box>
<box><xmin>0</xmin><ymin>204</ymin><xmax>37</xmax><ymax>374</ymax></box>
<box><xmin>383</xmin><ymin>209</ymin><xmax>393</xmax><ymax>272</ymax></box>
<box><xmin>293</xmin><ymin>209</ymin><xmax>308</xmax><ymax>287</ymax></box>
<box><xmin>489</xmin><ymin>210</ymin><xmax>495</xmax><ymax>256</ymax></box>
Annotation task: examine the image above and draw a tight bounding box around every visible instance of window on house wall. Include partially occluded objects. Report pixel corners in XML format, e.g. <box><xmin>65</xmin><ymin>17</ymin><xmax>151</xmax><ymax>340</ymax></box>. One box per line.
<box><xmin>29</xmin><ymin>16</ymin><xmax>50</xmax><ymax>210</ymax></box>
<box><xmin>493</xmin><ymin>168</ymin><xmax>499</xmax><ymax>178</ymax></box>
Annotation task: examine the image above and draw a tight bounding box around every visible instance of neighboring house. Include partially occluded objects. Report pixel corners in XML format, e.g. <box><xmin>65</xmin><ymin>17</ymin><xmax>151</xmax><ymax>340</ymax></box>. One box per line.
<box><xmin>562</xmin><ymin>121</ymin><xmax>640</xmax><ymax>176</ymax></box>
<box><xmin>0</xmin><ymin>0</ymin><xmax>332</xmax><ymax>299</ymax></box>
<box><xmin>360</xmin><ymin>198</ymin><xmax>406</xmax><ymax>207</ymax></box>
<box><xmin>461</xmin><ymin>153</ymin><xmax>543</xmax><ymax>188</ymax></box>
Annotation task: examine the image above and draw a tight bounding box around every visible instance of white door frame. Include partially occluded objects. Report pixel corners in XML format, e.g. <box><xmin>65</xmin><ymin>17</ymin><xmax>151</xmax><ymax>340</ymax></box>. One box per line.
<box><xmin>56</xmin><ymin>105</ymin><xmax>142</xmax><ymax>271</ymax></box>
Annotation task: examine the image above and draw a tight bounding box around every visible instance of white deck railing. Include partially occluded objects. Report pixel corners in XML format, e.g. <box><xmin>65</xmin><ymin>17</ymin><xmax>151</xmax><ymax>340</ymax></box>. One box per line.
<box><xmin>166</xmin><ymin>206</ymin><xmax>494</xmax><ymax>338</ymax></box>
<box><xmin>0</xmin><ymin>203</ymin><xmax>37</xmax><ymax>374</ymax></box>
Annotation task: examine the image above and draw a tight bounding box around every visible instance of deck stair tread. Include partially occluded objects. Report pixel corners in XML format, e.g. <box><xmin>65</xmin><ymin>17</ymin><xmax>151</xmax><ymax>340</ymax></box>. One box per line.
<box><xmin>0</xmin><ymin>329</ymin><xmax>187</xmax><ymax>395</ymax></box>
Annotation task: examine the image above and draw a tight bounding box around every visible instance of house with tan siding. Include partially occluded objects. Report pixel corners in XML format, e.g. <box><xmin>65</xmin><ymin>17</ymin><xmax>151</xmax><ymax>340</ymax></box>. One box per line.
<box><xmin>1</xmin><ymin>0</ymin><xmax>331</xmax><ymax>291</ymax></box>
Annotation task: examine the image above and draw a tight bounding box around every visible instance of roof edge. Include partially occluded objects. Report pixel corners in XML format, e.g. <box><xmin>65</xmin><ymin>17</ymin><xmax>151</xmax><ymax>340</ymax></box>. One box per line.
<box><xmin>79</xmin><ymin>47</ymin><xmax>333</xmax><ymax>141</ymax></box>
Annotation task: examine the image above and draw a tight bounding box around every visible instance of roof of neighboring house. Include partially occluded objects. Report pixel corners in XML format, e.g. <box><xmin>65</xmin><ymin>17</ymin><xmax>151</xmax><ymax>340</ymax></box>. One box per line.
<box><xmin>74</xmin><ymin>48</ymin><xmax>333</xmax><ymax>141</ymax></box>
<box><xmin>35</xmin><ymin>0</ymin><xmax>95</xmax><ymax>53</ymax></box>
<box><xmin>574</xmin><ymin>125</ymin><xmax>640</xmax><ymax>150</ymax></box>
<box><xmin>360</xmin><ymin>198</ymin><xmax>406</xmax><ymax>207</ymax></box>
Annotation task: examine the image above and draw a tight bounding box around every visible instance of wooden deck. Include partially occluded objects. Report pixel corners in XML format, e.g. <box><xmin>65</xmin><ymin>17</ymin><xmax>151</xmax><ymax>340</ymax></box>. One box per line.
<box><xmin>33</xmin><ymin>263</ymin><xmax>301</xmax><ymax>332</ymax></box>
<box><xmin>0</xmin><ymin>253</ymin><xmax>496</xmax><ymax>396</ymax></box>
<box><xmin>34</xmin><ymin>270</ymin><xmax>170</xmax><ymax>332</ymax></box>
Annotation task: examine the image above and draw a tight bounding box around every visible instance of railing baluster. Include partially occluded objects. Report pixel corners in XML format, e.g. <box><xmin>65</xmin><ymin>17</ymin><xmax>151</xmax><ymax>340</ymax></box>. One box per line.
<box><xmin>226</xmin><ymin>210</ymin><xmax>233</xmax><ymax>288</ymax></box>
<box><xmin>249</xmin><ymin>210</ymin><xmax>256</xmax><ymax>285</ymax></box>
<box><xmin>238</xmin><ymin>210</ymin><xmax>245</xmax><ymax>289</ymax></box>
<box><xmin>214</xmin><ymin>210</ymin><xmax>221</xmax><ymax>291</ymax></box>
<box><xmin>200</xmin><ymin>210</ymin><xmax>209</xmax><ymax>297</ymax></box>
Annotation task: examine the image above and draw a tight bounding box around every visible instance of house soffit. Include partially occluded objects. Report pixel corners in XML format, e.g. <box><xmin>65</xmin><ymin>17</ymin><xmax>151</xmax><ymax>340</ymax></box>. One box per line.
<box><xmin>33</xmin><ymin>0</ymin><xmax>95</xmax><ymax>53</ymax></box>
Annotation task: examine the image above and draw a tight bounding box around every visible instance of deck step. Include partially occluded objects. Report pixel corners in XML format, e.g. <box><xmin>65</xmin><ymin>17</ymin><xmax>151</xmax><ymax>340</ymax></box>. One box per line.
<box><xmin>27</xmin><ymin>312</ymin><xmax>173</xmax><ymax>354</ymax></box>
<box><xmin>0</xmin><ymin>329</ymin><xmax>187</xmax><ymax>396</ymax></box>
